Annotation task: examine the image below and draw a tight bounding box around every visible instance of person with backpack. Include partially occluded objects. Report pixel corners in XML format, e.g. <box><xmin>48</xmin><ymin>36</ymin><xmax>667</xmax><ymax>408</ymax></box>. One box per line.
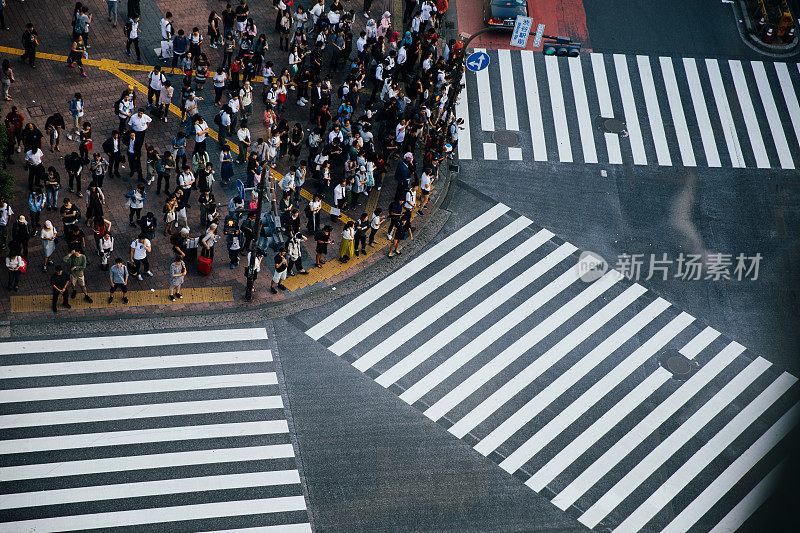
<box><xmin>126</xmin><ymin>183</ymin><xmax>145</xmax><ymax>226</ymax></box>
<box><xmin>125</xmin><ymin>16</ymin><xmax>141</xmax><ymax>62</ymax></box>
<box><xmin>147</xmin><ymin>66</ymin><xmax>166</xmax><ymax>108</ymax></box>
<box><xmin>129</xmin><ymin>233</ymin><xmax>153</xmax><ymax>280</ymax></box>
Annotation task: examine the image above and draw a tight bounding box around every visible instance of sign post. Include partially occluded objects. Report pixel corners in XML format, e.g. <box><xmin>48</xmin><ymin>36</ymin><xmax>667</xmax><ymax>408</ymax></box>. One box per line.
<box><xmin>510</xmin><ymin>16</ymin><xmax>534</xmax><ymax>48</ymax></box>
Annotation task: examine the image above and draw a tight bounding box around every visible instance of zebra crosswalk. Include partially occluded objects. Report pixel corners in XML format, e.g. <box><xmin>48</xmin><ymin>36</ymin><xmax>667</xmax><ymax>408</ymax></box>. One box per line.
<box><xmin>456</xmin><ymin>49</ymin><xmax>800</xmax><ymax>170</ymax></box>
<box><xmin>0</xmin><ymin>328</ymin><xmax>311</xmax><ymax>532</ymax></box>
<box><xmin>305</xmin><ymin>203</ymin><xmax>798</xmax><ymax>531</ymax></box>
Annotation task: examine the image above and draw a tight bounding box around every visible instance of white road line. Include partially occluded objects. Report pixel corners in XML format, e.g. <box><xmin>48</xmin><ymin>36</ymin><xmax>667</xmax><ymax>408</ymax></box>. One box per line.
<box><xmin>475</xmin><ymin>48</ymin><xmax>495</xmax><ymax>131</ymax></box>
<box><xmin>0</xmin><ymin>328</ymin><xmax>268</xmax><ymax>356</ymax></box>
<box><xmin>683</xmin><ymin>58</ymin><xmax>721</xmax><ymax>167</ymax></box>
<box><xmin>306</xmin><ymin>204</ymin><xmax>509</xmax><ymax>340</ymax></box>
<box><xmin>617</xmin><ymin>372</ymin><xmax>797</xmax><ymax>532</ymax></box>
<box><xmin>591</xmin><ymin>53</ymin><xmax>622</xmax><ymax>164</ymax></box>
<box><xmin>0</xmin><ymin>444</ymin><xmax>295</xmax><ymax>481</ymax></box>
<box><xmin>508</xmin><ymin>147</ymin><xmax>523</xmax><ymax>160</ymax></box>
<box><xmin>511</xmin><ymin>310</ymin><xmax>696</xmax><ymax>481</ymax></box>
<box><xmin>752</xmin><ymin>61</ymin><xmax>794</xmax><ymax>169</ymax></box>
<box><xmin>375</xmin><ymin>230</ymin><xmax>555</xmax><ymax>388</ymax></box>
<box><xmin>708</xmin><ymin>460</ymin><xmax>784</xmax><ymax>533</ymax></box>
<box><xmin>614</xmin><ymin>54</ymin><xmax>647</xmax><ymax>164</ymax></box>
<box><xmin>498</xmin><ymin>49</ymin><xmax>519</xmax><ymax>131</ymax></box>
<box><xmin>495</xmin><ymin>284</ymin><xmax>649</xmax><ymax>470</ymax></box>
<box><xmin>0</xmin><ymin>350</ymin><xmax>271</xmax><ymax>380</ymax></box>
<box><xmin>330</xmin><ymin>218</ymin><xmax>535</xmax><ymax>355</ymax></box>
<box><xmin>0</xmin><ymin>396</ymin><xmax>283</xmax><ymax>428</ymax></box>
<box><xmin>551</xmin><ymin>339</ymin><xmax>741</xmax><ymax>507</ymax></box>
<box><xmin>454</xmin><ymin>71</ymin><xmax>472</xmax><ymax>160</ymax></box>
<box><xmin>776</xmin><ymin>63</ymin><xmax>800</xmax><ymax>154</ymax></box>
<box><xmin>521</xmin><ymin>50</ymin><xmax>548</xmax><ymax>161</ymax></box>
<box><xmin>406</xmin><ymin>243</ymin><xmax>578</xmax><ymax>409</ymax></box>
<box><xmin>729</xmin><ymin>59</ymin><xmax>770</xmax><ymax>169</ymax></box>
<box><xmin>0</xmin><ymin>420</ymin><xmax>289</xmax><ymax>455</ymax></box>
<box><xmin>446</xmin><ymin>264</ymin><xmax>594</xmax><ymax>439</ymax></box>
<box><xmin>468</xmin><ymin>272</ymin><xmax>623</xmax><ymax>455</ymax></box>
<box><xmin>509</xmin><ymin>298</ymin><xmax>673</xmax><ymax>485</ymax></box>
<box><xmin>212</xmin><ymin>525</ymin><xmax>312</xmax><ymax>533</ymax></box>
<box><xmin>706</xmin><ymin>58</ymin><xmax>745</xmax><ymax>167</ymax></box>
<box><xmin>663</xmin><ymin>403</ymin><xmax>799</xmax><ymax>533</ymax></box>
<box><xmin>679</xmin><ymin>326</ymin><xmax>722</xmax><ymax>358</ymax></box>
<box><xmin>536</xmin><ymin>323</ymin><xmax>717</xmax><ymax>494</ymax></box>
<box><xmin>546</xmin><ymin>55</ymin><xmax>573</xmax><ymax>162</ymax></box>
<box><xmin>353</xmin><ymin>232</ymin><xmax>557</xmax><ymax>373</ymax></box>
<box><xmin>0</xmin><ymin>372</ymin><xmax>278</xmax><ymax>403</ymax></box>
<box><xmin>637</xmin><ymin>55</ymin><xmax>672</xmax><ymax>166</ymax></box>
<box><xmin>569</xmin><ymin>56</ymin><xmax>597</xmax><ymax>163</ymax></box>
<box><xmin>660</xmin><ymin>57</ymin><xmax>696</xmax><ymax>166</ymax></box>
<box><xmin>0</xmin><ymin>496</ymin><xmax>308</xmax><ymax>532</ymax></box>
<box><xmin>0</xmin><ymin>470</ymin><xmax>302</xmax><ymax>510</ymax></box>
<box><xmin>579</xmin><ymin>356</ymin><xmax>771</xmax><ymax>528</ymax></box>
<box><xmin>483</xmin><ymin>142</ymin><xmax>498</xmax><ymax>160</ymax></box>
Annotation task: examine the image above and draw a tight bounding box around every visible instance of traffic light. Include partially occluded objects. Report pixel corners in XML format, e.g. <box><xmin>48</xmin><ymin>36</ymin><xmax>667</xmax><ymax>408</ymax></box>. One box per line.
<box><xmin>542</xmin><ymin>37</ymin><xmax>581</xmax><ymax>57</ymax></box>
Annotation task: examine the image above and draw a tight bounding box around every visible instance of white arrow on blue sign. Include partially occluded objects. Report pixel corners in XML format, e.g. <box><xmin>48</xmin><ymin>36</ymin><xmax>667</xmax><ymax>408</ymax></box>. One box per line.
<box><xmin>466</xmin><ymin>51</ymin><xmax>490</xmax><ymax>72</ymax></box>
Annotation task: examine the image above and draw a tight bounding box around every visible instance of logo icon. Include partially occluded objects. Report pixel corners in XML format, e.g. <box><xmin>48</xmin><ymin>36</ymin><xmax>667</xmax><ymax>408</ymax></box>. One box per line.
<box><xmin>578</xmin><ymin>251</ymin><xmax>608</xmax><ymax>282</ymax></box>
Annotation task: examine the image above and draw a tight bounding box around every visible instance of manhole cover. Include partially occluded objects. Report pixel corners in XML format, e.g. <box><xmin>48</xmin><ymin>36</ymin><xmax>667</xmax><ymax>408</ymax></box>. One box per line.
<box><xmin>658</xmin><ymin>349</ymin><xmax>699</xmax><ymax>381</ymax></box>
<box><xmin>27</xmin><ymin>106</ymin><xmax>44</xmax><ymax>118</ymax></box>
<box><xmin>595</xmin><ymin>116</ymin><xmax>627</xmax><ymax>135</ymax></box>
<box><xmin>492</xmin><ymin>129</ymin><xmax>519</xmax><ymax>147</ymax></box>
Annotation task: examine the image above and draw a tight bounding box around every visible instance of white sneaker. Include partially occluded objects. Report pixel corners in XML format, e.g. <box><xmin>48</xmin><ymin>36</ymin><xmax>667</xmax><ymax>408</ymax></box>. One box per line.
<box><xmin>137</xmin><ymin>274</ymin><xmax>143</xmax><ymax>280</ymax></box>
<box><xmin>66</xmin><ymin>135</ymin><xmax>73</xmax><ymax>141</ymax></box>
<box><xmin>297</xmin><ymin>100</ymin><xmax>306</xmax><ymax>107</ymax></box>
<box><xmin>145</xmin><ymin>270</ymin><xmax>153</xmax><ymax>277</ymax></box>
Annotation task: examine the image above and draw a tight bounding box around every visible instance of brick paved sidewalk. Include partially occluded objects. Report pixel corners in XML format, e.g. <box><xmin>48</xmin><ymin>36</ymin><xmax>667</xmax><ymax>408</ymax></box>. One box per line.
<box><xmin>0</xmin><ymin>0</ymin><xmax>446</xmax><ymax>321</ymax></box>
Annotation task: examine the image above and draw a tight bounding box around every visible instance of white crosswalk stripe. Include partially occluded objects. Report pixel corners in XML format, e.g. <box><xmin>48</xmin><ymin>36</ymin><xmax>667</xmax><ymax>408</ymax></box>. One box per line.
<box><xmin>0</xmin><ymin>328</ymin><xmax>311</xmax><ymax>532</ymax></box>
<box><xmin>306</xmin><ymin>203</ymin><xmax>799</xmax><ymax>532</ymax></box>
<box><xmin>456</xmin><ymin>51</ymin><xmax>800</xmax><ymax>170</ymax></box>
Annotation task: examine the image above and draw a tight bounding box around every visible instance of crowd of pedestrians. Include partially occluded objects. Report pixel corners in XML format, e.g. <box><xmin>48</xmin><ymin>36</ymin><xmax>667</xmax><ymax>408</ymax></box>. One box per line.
<box><xmin>2</xmin><ymin>0</ymin><xmax>465</xmax><ymax>310</ymax></box>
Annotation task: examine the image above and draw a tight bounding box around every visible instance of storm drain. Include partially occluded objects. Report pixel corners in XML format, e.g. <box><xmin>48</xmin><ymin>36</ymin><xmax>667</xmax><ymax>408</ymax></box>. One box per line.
<box><xmin>658</xmin><ymin>349</ymin><xmax>699</xmax><ymax>381</ymax></box>
<box><xmin>492</xmin><ymin>129</ymin><xmax>519</xmax><ymax>147</ymax></box>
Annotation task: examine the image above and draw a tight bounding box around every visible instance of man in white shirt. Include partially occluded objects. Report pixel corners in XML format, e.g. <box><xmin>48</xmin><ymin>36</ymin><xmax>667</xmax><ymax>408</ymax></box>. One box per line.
<box><xmin>128</xmin><ymin>108</ymin><xmax>152</xmax><ymax>152</ymax></box>
<box><xmin>193</xmin><ymin>115</ymin><xmax>209</xmax><ymax>155</ymax></box>
<box><xmin>333</xmin><ymin>179</ymin><xmax>346</xmax><ymax>216</ymax></box>
<box><xmin>160</xmin><ymin>12</ymin><xmax>174</xmax><ymax>40</ymax></box>
<box><xmin>217</xmin><ymin>107</ymin><xmax>232</xmax><ymax>149</ymax></box>
<box><xmin>404</xmin><ymin>181</ymin><xmax>418</xmax><ymax>211</ymax></box>
<box><xmin>419</xmin><ymin>167</ymin><xmax>433</xmax><ymax>212</ymax></box>
<box><xmin>147</xmin><ymin>66</ymin><xmax>166</xmax><ymax>107</ymax></box>
<box><xmin>310</xmin><ymin>0</ymin><xmax>324</xmax><ymax>25</ymax></box>
<box><xmin>0</xmin><ymin>200</ymin><xmax>13</xmax><ymax>250</ymax></box>
<box><xmin>25</xmin><ymin>147</ymin><xmax>44</xmax><ymax>190</ymax></box>
<box><xmin>236</xmin><ymin>120</ymin><xmax>251</xmax><ymax>163</ymax></box>
<box><xmin>126</xmin><ymin>17</ymin><xmax>141</xmax><ymax>62</ymax></box>
<box><xmin>117</xmin><ymin>94</ymin><xmax>134</xmax><ymax>133</ymax></box>
<box><xmin>356</xmin><ymin>31</ymin><xmax>367</xmax><ymax>55</ymax></box>
<box><xmin>328</xmin><ymin>124</ymin><xmax>344</xmax><ymax>144</ymax></box>
<box><xmin>178</xmin><ymin>167</ymin><xmax>195</xmax><ymax>205</ymax></box>
<box><xmin>129</xmin><ymin>234</ymin><xmax>153</xmax><ymax>280</ymax></box>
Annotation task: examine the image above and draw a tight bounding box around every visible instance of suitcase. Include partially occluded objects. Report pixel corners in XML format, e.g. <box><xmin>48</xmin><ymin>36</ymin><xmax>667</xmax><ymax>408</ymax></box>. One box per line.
<box><xmin>198</xmin><ymin>255</ymin><xmax>212</xmax><ymax>275</ymax></box>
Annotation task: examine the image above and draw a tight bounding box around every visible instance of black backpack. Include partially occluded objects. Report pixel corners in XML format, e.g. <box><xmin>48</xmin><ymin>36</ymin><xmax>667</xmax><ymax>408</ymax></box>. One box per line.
<box><xmin>113</xmin><ymin>99</ymin><xmax>122</xmax><ymax>116</ymax></box>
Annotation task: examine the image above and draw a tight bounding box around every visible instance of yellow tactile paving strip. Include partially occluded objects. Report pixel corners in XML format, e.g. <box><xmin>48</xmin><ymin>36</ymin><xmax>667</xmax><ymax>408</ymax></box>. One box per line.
<box><xmin>11</xmin><ymin>286</ymin><xmax>233</xmax><ymax>312</ymax></box>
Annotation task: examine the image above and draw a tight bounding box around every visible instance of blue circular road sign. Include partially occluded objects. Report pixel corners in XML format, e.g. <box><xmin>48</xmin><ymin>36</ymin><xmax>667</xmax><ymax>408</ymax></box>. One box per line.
<box><xmin>466</xmin><ymin>51</ymin><xmax>490</xmax><ymax>72</ymax></box>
